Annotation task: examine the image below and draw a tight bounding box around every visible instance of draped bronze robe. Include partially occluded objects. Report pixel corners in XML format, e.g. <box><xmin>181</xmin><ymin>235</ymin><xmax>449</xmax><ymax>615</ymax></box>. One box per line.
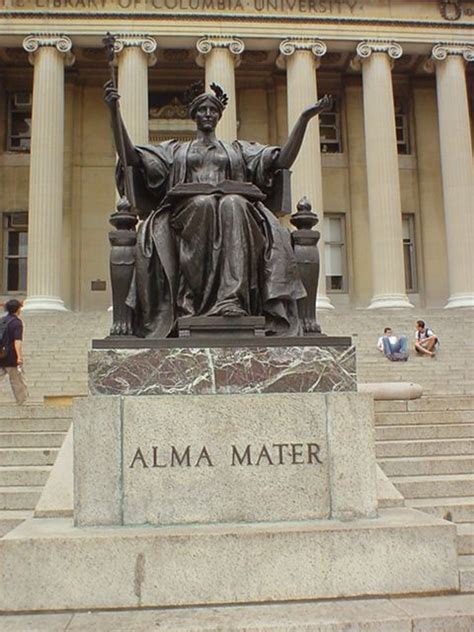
<box><xmin>118</xmin><ymin>139</ymin><xmax>306</xmax><ymax>338</ymax></box>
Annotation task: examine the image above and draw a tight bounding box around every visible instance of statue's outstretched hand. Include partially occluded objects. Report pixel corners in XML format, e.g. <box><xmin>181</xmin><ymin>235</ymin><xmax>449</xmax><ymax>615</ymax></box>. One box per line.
<box><xmin>104</xmin><ymin>79</ymin><xmax>120</xmax><ymax>111</ymax></box>
<box><xmin>301</xmin><ymin>94</ymin><xmax>333</xmax><ymax>121</ymax></box>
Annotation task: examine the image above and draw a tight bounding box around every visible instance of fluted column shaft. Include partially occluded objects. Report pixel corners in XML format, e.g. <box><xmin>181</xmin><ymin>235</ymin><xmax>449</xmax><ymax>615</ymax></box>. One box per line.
<box><xmin>115</xmin><ymin>36</ymin><xmax>157</xmax><ymax>145</ymax></box>
<box><xmin>196</xmin><ymin>37</ymin><xmax>244</xmax><ymax>142</ymax></box>
<box><xmin>278</xmin><ymin>40</ymin><xmax>332</xmax><ymax>310</ymax></box>
<box><xmin>432</xmin><ymin>44</ymin><xmax>474</xmax><ymax>309</ymax></box>
<box><xmin>22</xmin><ymin>35</ymin><xmax>73</xmax><ymax>312</ymax></box>
<box><xmin>357</xmin><ymin>41</ymin><xmax>412</xmax><ymax>309</ymax></box>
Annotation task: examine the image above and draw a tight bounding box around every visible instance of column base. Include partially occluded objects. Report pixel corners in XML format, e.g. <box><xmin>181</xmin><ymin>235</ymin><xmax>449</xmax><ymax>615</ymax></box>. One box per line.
<box><xmin>317</xmin><ymin>295</ymin><xmax>335</xmax><ymax>310</ymax></box>
<box><xmin>445</xmin><ymin>293</ymin><xmax>474</xmax><ymax>309</ymax></box>
<box><xmin>22</xmin><ymin>296</ymin><xmax>68</xmax><ymax>312</ymax></box>
<box><xmin>367</xmin><ymin>294</ymin><xmax>414</xmax><ymax>310</ymax></box>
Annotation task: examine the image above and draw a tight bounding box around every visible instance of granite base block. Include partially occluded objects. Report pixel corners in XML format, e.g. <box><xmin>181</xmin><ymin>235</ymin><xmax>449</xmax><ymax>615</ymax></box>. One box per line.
<box><xmin>0</xmin><ymin>509</ymin><xmax>459</xmax><ymax>612</ymax></box>
<box><xmin>74</xmin><ymin>393</ymin><xmax>377</xmax><ymax>527</ymax></box>
<box><xmin>88</xmin><ymin>343</ymin><xmax>356</xmax><ymax>396</ymax></box>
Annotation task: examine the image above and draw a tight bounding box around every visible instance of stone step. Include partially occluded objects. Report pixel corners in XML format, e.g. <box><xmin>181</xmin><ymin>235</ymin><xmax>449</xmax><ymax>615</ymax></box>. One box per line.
<box><xmin>376</xmin><ymin>438</ymin><xmax>474</xmax><ymax>458</ymax></box>
<box><xmin>0</xmin><ymin>405</ymin><xmax>72</xmax><ymax>419</ymax></box>
<box><xmin>376</xmin><ymin>423</ymin><xmax>474</xmax><ymax>441</ymax></box>
<box><xmin>405</xmin><ymin>497</ymin><xmax>474</xmax><ymax>523</ymax></box>
<box><xmin>379</xmin><ymin>455</ymin><xmax>474</xmax><ymax>477</ymax></box>
<box><xmin>0</xmin><ymin>486</ymin><xmax>42</xmax><ymax>510</ymax></box>
<box><xmin>0</xmin><ymin>465</ymin><xmax>52</xmax><ymax>486</ymax></box>
<box><xmin>457</xmin><ymin>524</ymin><xmax>474</xmax><ymax>556</ymax></box>
<box><xmin>459</xmin><ymin>555</ymin><xmax>474</xmax><ymax>593</ymax></box>
<box><xmin>391</xmin><ymin>474</ymin><xmax>474</xmax><ymax>500</ymax></box>
<box><xmin>0</xmin><ymin>447</ymin><xmax>59</xmax><ymax>466</ymax></box>
<box><xmin>375</xmin><ymin>399</ymin><xmax>474</xmax><ymax>414</ymax></box>
<box><xmin>0</xmin><ymin>417</ymin><xmax>71</xmax><ymax>433</ymax></box>
<box><xmin>0</xmin><ymin>431</ymin><xmax>66</xmax><ymax>448</ymax></box>
<box><xmin>407</xmin><ymin>397</ymin><xmax>474</xmax><ymax>412</ymax></box>
<box><xmin>2</xmin><ymin>593</ymin><xmax>474</xmax><ymax>631</ymax></box>
<box><xmin>375</xmin><ymin>410</ymin><xmax>474</xmax><ymax>426</ymax></box>
<box><xmin>0</xmin><ymin>509</ymin><xmax>32</xmax><ymax>538</ymax></box>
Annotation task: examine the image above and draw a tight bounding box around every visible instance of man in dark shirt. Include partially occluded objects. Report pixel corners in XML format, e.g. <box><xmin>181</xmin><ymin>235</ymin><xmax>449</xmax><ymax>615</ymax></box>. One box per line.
<box><xmin>0</xmin><ymin>299</ymin><xmax>27</xmax><ymax>405</ymax></box>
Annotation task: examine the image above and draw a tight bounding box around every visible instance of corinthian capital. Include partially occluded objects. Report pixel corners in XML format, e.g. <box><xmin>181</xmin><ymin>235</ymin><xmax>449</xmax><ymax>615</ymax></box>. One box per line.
<box><xmin>113</xmin><ymin>34</ymin><xmax>158</xmax><ymax>66</ymax></box>
<box><xmin>23</xmin><ymin>34</ymin><xmax>74</xmax><ymax>66</ymax></box>
<box><xmin>351</xmin><ymin>40</ymin><xmax>403</xmax><ymax>71</ymax></box>
<box><xmin>196</xmin><ymin>36</ymin><xmax>245</xmax><ymax>67</ymax></box>
<box><xmin>277</xmin><ymin>38</ymin><xmax>327</xmax><ymax>69</ymax></box>
<box><xmin>432</xmin><ymin>42</ymin><xmax>474</xmax><ymax>62</ymax></box>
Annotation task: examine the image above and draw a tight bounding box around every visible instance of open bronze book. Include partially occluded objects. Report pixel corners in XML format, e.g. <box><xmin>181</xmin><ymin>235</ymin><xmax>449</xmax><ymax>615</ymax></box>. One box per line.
<box><xmin>166</xmin><ymin>180</ymin><xmax>267</xmax><ymax>202</ymax></box>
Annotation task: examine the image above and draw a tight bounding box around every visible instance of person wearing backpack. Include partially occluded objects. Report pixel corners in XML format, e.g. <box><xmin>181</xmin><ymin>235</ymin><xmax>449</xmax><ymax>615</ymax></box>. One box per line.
<box><xmin>0</xmin><ymin>299</ymin><xmax>27</xmax><ymax>405</ymax></box>
<box><xmin>414</xmin><ymin>319</ymin><xmax>439</xmax><ymax>358</ymax></box>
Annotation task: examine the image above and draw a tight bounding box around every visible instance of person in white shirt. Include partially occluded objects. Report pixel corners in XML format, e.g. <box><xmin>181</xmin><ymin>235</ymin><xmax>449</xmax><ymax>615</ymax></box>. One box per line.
<box><xmin>415</xmin><ymin>320</ymin><xmax>439</xmax><ymax>357</ymax></box>
<box><xmin>377</xmin><ymin>327</ymin><xmax>408</xmax><ymax>361</ymax></box>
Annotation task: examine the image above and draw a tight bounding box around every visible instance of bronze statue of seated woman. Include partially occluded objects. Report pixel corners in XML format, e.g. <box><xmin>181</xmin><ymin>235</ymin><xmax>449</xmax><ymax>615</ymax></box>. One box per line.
<box><xmin>104</xmin><ymin>79</ymin><xmax>332</xmax><ymax>338</ymax></box>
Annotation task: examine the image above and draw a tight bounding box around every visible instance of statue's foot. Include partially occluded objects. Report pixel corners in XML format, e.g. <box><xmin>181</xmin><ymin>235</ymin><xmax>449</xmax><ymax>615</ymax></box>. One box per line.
<box><xmin>221</xmin><ymin>306</ymin><xmax>248</xmax><ymax>317</ymax></box>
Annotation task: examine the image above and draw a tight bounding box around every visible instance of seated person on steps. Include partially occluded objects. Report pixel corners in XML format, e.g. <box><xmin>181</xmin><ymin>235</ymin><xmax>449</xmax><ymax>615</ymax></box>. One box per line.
<box><xmin>414</xmin><ymin>320</ymin><xmax>439</xmax><ymax>358</ymax></box>
<box><xmin>377</xmin><ymin>327</ymin><xmax>409</xmax><ymax>362</ymax></box>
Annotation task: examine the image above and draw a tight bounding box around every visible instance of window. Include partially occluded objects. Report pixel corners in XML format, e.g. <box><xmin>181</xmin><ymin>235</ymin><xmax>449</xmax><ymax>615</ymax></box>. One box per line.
<box><xmin>7</xmin><ymin>93</ymin><xmax>32</xmax><ymax>152</ymax></box>
<box><xmin>324</xmin><ymin>214</ymin><xmax>346</xmax><ymax>292</ymax></box>
<box><xmin>319</xmin><ymin>99</ymin><xmax>342</xmax><ymax>154</ymax></box>
<box><xmin>395</xmin><ymin>99</ymin><xmax>410</xmax><ymax>155</ymax></box>
<box><xmin>402</xmin><ymin>214</ymin><xmax>417</xmax><ymax>292</ymax></box>
<box><xmin>3</xmin><ymin>212</ymin><xmax>28</xmax><ymax>292</ymax></box>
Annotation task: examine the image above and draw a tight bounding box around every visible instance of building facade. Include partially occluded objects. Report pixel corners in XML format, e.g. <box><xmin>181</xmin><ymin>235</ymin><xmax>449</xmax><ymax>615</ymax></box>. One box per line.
<box><xmin>0</xmin><ymin>0</ymin><xmax>473</xmax><ymax>313</ymax></box>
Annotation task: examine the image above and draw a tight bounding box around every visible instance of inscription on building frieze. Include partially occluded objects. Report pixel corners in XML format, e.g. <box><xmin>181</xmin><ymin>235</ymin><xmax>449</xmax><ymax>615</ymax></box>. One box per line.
<box><xmin>0</xmin><ymin>0</ymin><xmax>364</xmax><ymax>13</ymax></box>
<box><xmin>2</xmin><ymin>0</ymin><xmax>474</xmax><ymax>18</ymax></box>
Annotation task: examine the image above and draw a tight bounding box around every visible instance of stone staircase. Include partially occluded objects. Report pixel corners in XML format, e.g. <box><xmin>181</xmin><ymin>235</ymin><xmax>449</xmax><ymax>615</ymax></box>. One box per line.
<box><xmin>320</xmin><ymin>309</ymin><xmax>474</xmax><ymax>396</ymax></box>
<box><xmin>375</xmin><ymin>395</ymin><xmax>474</xmax><ymax>593</ymax></box>
<box><xmin>0</xmin><ymin>405</ymin><xmax>71</xmax><ymax>537</ymax></box>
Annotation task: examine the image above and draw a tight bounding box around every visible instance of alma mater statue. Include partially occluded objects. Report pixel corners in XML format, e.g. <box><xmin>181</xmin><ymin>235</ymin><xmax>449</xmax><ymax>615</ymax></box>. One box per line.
<box><xmin>104</xmin><ymin>80</ymin><xmax>332</xmax><ymax>338</ymax></box>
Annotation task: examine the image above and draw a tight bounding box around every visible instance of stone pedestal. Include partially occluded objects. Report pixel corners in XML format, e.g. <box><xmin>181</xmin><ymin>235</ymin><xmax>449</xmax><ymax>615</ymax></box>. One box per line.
<box><xmin>88</xmin><ymin>337</ymin><xmax>356</xmax><ymax>396</ymax></box>
<box><xmin>0</xmin><ymin>344</ymin><xmax>460</xmax><ymax>612</ymax></box>
<box><xmin>74</xmin><ymin>393</ymin><xmax>377</xmax><ymax>527</ymax></box>
<box><xmin>0</xmin><ymin>509</ymin><xmax>458</xmax><ymax>612</ymax></box>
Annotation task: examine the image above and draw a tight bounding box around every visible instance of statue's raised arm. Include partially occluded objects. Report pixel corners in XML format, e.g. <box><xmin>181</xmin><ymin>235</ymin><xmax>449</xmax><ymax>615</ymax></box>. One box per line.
<box><xmin>275</xmin><ymin>94</ymin><xmax>334</xmax><ymax>170</ymax></box>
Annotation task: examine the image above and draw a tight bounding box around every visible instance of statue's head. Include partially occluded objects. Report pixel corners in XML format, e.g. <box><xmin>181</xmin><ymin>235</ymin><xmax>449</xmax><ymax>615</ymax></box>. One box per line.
<box><xmin>185</xmin><ymin>81</ymin><xmax>228</xmax><ymax>122</ymax></box>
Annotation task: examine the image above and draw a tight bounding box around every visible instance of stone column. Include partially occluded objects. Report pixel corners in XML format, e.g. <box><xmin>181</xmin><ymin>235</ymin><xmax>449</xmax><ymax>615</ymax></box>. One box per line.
<box><xmin>431</xmin><ymin>43</ymin><xmax>474</xmax><ymax>309</ymax></box>
<box><xmin>22</xmin><ymin>35</ymin><xmax>74</xmax><ymax>312</ymax></box>
<box><xmin>355</xmin><ymin>41</ymin><xmax>413</xmax><ymax>309</ymax></box>
<box><xmin>196</xmin><ymin>36</ymin><xmax>244</xmax><ymax>142</ymax></box>
<box><xmin>277</xmin><ymin>38</ymin><xmax>333</xmax><ymax>310</ymax></box>
<box><xmin>114</xmin><ymin>35</ymin><xmax>157</xmax><ymax>145</ymax></box>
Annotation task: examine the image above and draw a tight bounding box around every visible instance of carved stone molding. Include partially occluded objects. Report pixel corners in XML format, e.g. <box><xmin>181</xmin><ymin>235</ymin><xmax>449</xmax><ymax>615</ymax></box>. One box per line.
<box><xmin>113</xmin><ymin>34</ymin><xmax>158</xmax><ymax>66</ymax></box>
<box><xmin>23</xmin><ymin>34</ymin><xmax>74</xmax><ymax>66</ymax></box>
<box><xmin>351</xmin><ymin>40</ymin><xmax>403</xmax><ymax>71</ymax></box>
<box><xmin>432</xmin><ymin>42</ymin><xmax>474</xmax><ymax>62</ymax></box>
<box><xmin>196</xmin><ymin>36</ymin><xmax>245</xmax><ymax>67</ymax></box>
<box><xmin>276</xmin><ymin>38</ymin><xmax>327</xmax><ymax>69</ymax></box>
<box><xmin>439</xmin><ymin>0</ymin><xmax>462</xmax><ymax>21</ymax></box>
